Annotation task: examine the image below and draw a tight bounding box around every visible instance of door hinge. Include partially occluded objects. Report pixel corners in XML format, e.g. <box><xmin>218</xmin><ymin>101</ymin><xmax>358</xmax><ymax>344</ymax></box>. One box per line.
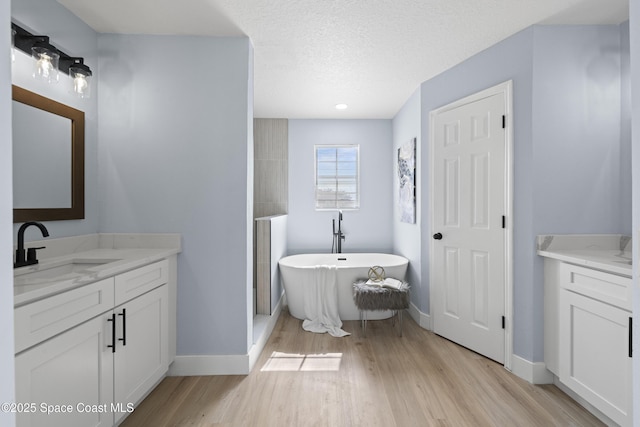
<box><xmin>502</xmin><ymin>316</ymin><xmax>505</xmax><ymax>329</ymax></box>
<box><xmin>502</xmin><ymin>215</ymin><xmax>506</xmax><ymax>229</ymax></box>
<box><xmin>502</xmin><ymin>115</ymin><xmax>506</xmax><ymax>129</ymax></box>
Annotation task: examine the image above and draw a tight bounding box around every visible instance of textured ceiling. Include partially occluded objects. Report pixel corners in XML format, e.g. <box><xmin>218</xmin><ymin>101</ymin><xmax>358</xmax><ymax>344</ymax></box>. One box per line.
<box><xmin>57</xmin><ymin>0</ymin><xmax>629</xmax><ymax>119</ymax></box>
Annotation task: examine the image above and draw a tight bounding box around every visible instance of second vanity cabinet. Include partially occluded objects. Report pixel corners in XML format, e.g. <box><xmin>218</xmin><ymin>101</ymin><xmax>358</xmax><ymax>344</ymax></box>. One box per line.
<box><xmin>545</xmin><ymin>259</ymin><xmax>632</xmax><ymax>427</ymax></box>
<box><xmin>15</xmin><ymin>259</ymin><xmax>170</xmax><ymax>427</ymax></box>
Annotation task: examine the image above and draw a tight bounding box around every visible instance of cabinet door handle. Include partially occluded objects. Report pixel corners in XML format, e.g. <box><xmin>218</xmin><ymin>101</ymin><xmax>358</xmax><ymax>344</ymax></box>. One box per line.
<box><xmin>629</xmin><ymin>317</ymin><xmax>633</xmax><ymax>358</ymax></box>
<box><xmin>118</xmin><ymin>309</ymin><xmax>127</xmax><ymax>347</ymax></box>
<box><xmin>107</xmin><ymin>313</ymin><xmax>116</xmax><ymax>353</ymax></box>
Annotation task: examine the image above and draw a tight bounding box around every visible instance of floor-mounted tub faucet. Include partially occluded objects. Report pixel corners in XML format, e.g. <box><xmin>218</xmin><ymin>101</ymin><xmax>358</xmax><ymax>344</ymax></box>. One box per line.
<box><xmin>14</xmin><ymin>221</ymin><xmax>49</xmax><ymax>268</ymax></box>
<box><xmin>332</xmin><ymin>210</ymin><xmax>345</xmax><ymax>253</ymax></box>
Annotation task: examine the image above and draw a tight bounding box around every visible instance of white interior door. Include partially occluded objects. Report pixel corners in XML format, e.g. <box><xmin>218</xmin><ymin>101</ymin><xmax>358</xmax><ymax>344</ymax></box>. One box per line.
<box><xmin>430</xmin><ymin>86</ymin><xmax>510</xmax><ymax>364</ymax></box>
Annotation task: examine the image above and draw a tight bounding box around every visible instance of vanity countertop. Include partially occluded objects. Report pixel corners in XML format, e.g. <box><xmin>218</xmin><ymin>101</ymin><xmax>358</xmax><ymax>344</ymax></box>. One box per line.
<box><xmin>14</xmin><ymin>233</ymin><xmax>181</xmax><ymax>307</ymax></box>
<box><xmin>14</xmin><ymin>247</ymin><xmax>180</xmax><ymax>307</ymax></box>
<box><xmin>537</xmin><ymin>248</ymin><xmax>631</xmax><ymax>277</ymax></box>
<box><xmin>536</xmin><ymin>234</ymin><xmax>632</xmax><ymax>277</ymax></box>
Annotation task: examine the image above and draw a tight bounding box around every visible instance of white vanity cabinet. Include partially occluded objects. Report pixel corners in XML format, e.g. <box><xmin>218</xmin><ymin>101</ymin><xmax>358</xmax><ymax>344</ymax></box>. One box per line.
<box><xmin>15</xmin><ymin>259</ymin><xmax>172</xmax><ymax>427</ymax></box>
<box><xmin>560</xmin><ymin>289</ymin><xmax>631</xmax><ymax>426</ymax></box>
<box><xmin>15</xmin><ymin>314</ymin><xmax>114</xmax><ymax>427</ymax></box>
<box><xmin>113</xmin><ymin>284</ymin><xmax>168</xmax><ymax>425</ymax></box>
<box><xmin>545</xmin><ymin>259</ymin><xmax>632</xmax><ymax>427</ymax></box>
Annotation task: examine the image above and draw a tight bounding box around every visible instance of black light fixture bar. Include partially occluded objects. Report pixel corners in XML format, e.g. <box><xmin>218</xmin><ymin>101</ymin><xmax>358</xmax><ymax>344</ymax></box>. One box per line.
<box><xmin>12</xmin><ymin>22</ymin><xmax>91</xmax><ymax>76</ymax></box>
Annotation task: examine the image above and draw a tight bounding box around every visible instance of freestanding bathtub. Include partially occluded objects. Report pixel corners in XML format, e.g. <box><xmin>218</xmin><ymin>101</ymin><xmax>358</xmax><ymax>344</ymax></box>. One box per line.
<box><xmin>278</xmin><ymin>253</ymin><xmax>409</xmax><ymax>321</ymax></box>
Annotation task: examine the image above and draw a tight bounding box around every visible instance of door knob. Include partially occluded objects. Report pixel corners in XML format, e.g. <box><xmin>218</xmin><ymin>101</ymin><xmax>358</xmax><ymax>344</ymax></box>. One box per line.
<box><xmin>433</xmin><ymin>233</ymin><xmax>443</xmax><ymax>240</ymax></box>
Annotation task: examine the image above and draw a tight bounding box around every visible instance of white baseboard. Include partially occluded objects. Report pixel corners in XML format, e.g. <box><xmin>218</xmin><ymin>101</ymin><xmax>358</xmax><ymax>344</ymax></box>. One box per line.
<box><xmin>509</xmin><ymin>355</ymin><xmax>554</xmax><ymax>384</ymax></box>
<box><xmin>169</xmin><ymin>296</ymin><xmax>283</xmax><ymax>376</ymax></box>
<box><xmin>169</xmin><ymin>354</ymin><xmax>250</xmax><ymax>376</ymax></box>
<box><xmin>408</xmin><ymin>302</ymin><xmax>431</xmax><ymax>330</ymax></box>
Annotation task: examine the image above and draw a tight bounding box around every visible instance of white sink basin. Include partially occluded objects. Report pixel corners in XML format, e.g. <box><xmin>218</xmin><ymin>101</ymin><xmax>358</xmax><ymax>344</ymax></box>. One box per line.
<box><xmin>15</xmin><ymin>258</ymin><xmax>121</xmax><ymax>285</ymax></box>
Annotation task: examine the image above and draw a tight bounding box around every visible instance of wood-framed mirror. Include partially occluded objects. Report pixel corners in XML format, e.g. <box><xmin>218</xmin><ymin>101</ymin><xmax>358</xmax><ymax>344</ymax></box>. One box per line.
<box><xmin>12</xmin><ymin>85</ymin><xmax>85</xmax><ymax>222</ymax></box>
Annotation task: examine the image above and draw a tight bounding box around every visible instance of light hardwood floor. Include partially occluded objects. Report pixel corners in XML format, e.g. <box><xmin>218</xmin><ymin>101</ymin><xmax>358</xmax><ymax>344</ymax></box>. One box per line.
<box><xmin>121</xmin><ymin>310</ymin><xmax>604</xmax><ymax>426</ymax></box>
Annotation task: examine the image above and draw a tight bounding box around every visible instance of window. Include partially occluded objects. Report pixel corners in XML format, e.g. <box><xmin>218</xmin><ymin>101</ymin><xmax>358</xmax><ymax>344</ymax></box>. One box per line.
<box><xmin>315</xmin><ymin>145</ymin><xmax>359</xmax><ymax>210</ymax></box>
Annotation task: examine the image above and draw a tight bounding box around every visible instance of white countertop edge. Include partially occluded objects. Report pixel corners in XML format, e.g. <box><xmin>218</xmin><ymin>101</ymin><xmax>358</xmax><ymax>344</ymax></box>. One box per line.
<box><xmin>14</xmin><ymin>247</ymin><xmax>180</xmax><ymax>307</ymax></box>
<box><xmin>537</xmin><ymin>249</ymin><xmax>632</xmax><ymax>278</ymax></box>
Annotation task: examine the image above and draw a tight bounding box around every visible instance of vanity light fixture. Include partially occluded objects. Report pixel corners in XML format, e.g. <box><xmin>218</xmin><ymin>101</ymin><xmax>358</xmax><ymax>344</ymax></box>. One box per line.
<box><xmin>12</xmin><ymin>22</ymin><xmax>93</xmax><ymax>98</ymax></box>
<box><xmin>335</xmin><ymin>103</ymin><xmax>348</xmax><ymax>110</ymax></box>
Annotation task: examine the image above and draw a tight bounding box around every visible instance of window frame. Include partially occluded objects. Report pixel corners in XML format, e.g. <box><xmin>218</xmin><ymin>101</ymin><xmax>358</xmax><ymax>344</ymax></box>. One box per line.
<box><xmin>314</xmin><ymin>144</ymin><xmax>360</xmax><ymax>211</ymax></box>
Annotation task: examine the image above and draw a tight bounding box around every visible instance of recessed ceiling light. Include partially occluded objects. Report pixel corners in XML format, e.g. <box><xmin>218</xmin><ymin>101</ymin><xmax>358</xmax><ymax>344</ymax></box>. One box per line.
<box><xmin>335</xmin><ymin>103</ymin><xmax>348</xmax><ymax>110</ymax></box>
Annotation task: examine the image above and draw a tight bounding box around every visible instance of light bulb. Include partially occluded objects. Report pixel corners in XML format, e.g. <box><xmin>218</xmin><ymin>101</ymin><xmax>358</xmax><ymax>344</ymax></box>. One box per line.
<box><xmin>32</xmin><ymin>46</ymin><xmax>59</xmax><ymax>83</ymax></box>
<box><xmin>74</xmin><ymin>75</ymin><xmax>88</xmax><ymax>96</ymax></box>
<box><xmin>37</xmin><ymin>55</ymin><xmax>53</xmax><ymax>78</ymax></box>
<box><xmin>70</xmin><ymin>65</ymin><xmax>91</xmax><ymax>98</ymax></box>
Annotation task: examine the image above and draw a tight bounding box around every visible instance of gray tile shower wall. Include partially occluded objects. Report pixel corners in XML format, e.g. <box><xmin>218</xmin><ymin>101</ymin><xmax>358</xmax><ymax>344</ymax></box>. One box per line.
<box><xmin>254</xmin><ymin>119</ymin><xmax>288</xmax><ymax>218</ymax></box>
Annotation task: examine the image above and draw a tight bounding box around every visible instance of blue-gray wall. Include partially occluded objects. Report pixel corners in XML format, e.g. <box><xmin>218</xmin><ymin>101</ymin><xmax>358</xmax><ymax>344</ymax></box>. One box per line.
<box><xmin>287</xmin><ymin>119</ymin><xmax>393</xmax><ymax>254</ymax></box>
<box><xmin>11</xmin><ymin>0</ymin><xmax>256</xmax><ymax>358</ymax></box>
<box><xmin>391</xmin><ymin>89</ymin><xmax>422</xmax><ymax>309</ymax></box>
<box><xmin>532</xmin><ymin>25</ymin><xmax>628</xmax><ymax>235</ymax></box>
<box><xmin>419</xmin><ymin>27</ymin><xmax>536</xmax><ymax>359</ymax></box>
<box><xmin>531</xmin><ymin>24</ymin><xmax>631</xmax><ymax>363</ymax></box>
<box><xmin>97</xmin><ymin>34</ymin><xmax>254</xmax><ymax>356</ymax></box>
<box><xmin>11</xmin><ymin>0</ymin><xmax>100</xmax><ymax>242</ymax></box>
<box><xmin>414</xmin><ymin>24</ymin><xmax>630</xmax><ymax>363</ymax></box>
<box><xmin>1</xmin><ymin>0</ymin><xmax>15</xmax><ymax>424</ymax></box>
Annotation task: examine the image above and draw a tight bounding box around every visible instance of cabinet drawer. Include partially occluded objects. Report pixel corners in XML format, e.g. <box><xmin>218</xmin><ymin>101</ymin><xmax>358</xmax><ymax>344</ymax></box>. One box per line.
<box><xmin>560</xmin><ymin>263</ymin><xmax>631</xmax><ymax>310</ymax></box>
<box><xmin>115</xmin><ymin>260</ymin><xmax>168</xmax><ymax>305</ymax></box>
<box><xmin>15</xmin><ymin>278</ymin><xmax>115</xmax><ymax>354</ymax></box>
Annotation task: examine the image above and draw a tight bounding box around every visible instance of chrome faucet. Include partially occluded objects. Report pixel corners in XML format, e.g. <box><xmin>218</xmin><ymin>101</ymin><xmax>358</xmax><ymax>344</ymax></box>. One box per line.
<box><xmin>332</xmin><ymin>210</ymin><xmax>345</xmax><ymax>253</ymax></box>
<box><xmin>15</xmin><ymin>221</ymin><xmax>49</xmax><ymax>268</ymax></box>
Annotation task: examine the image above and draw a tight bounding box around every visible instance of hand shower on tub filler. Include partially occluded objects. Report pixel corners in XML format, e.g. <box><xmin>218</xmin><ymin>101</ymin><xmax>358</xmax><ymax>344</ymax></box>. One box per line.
<box><xmin>332</xmin><ymin>210</ymin><xmax>346</xmax><ymax>253</ymax></box>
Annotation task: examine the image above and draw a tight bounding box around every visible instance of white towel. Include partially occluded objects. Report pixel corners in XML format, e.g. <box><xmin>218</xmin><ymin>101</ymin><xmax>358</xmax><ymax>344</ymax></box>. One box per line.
<box><xmin>301</xmin><ymin>265</ymin><xmax>350</xmax><ymax>337</ymax></box>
